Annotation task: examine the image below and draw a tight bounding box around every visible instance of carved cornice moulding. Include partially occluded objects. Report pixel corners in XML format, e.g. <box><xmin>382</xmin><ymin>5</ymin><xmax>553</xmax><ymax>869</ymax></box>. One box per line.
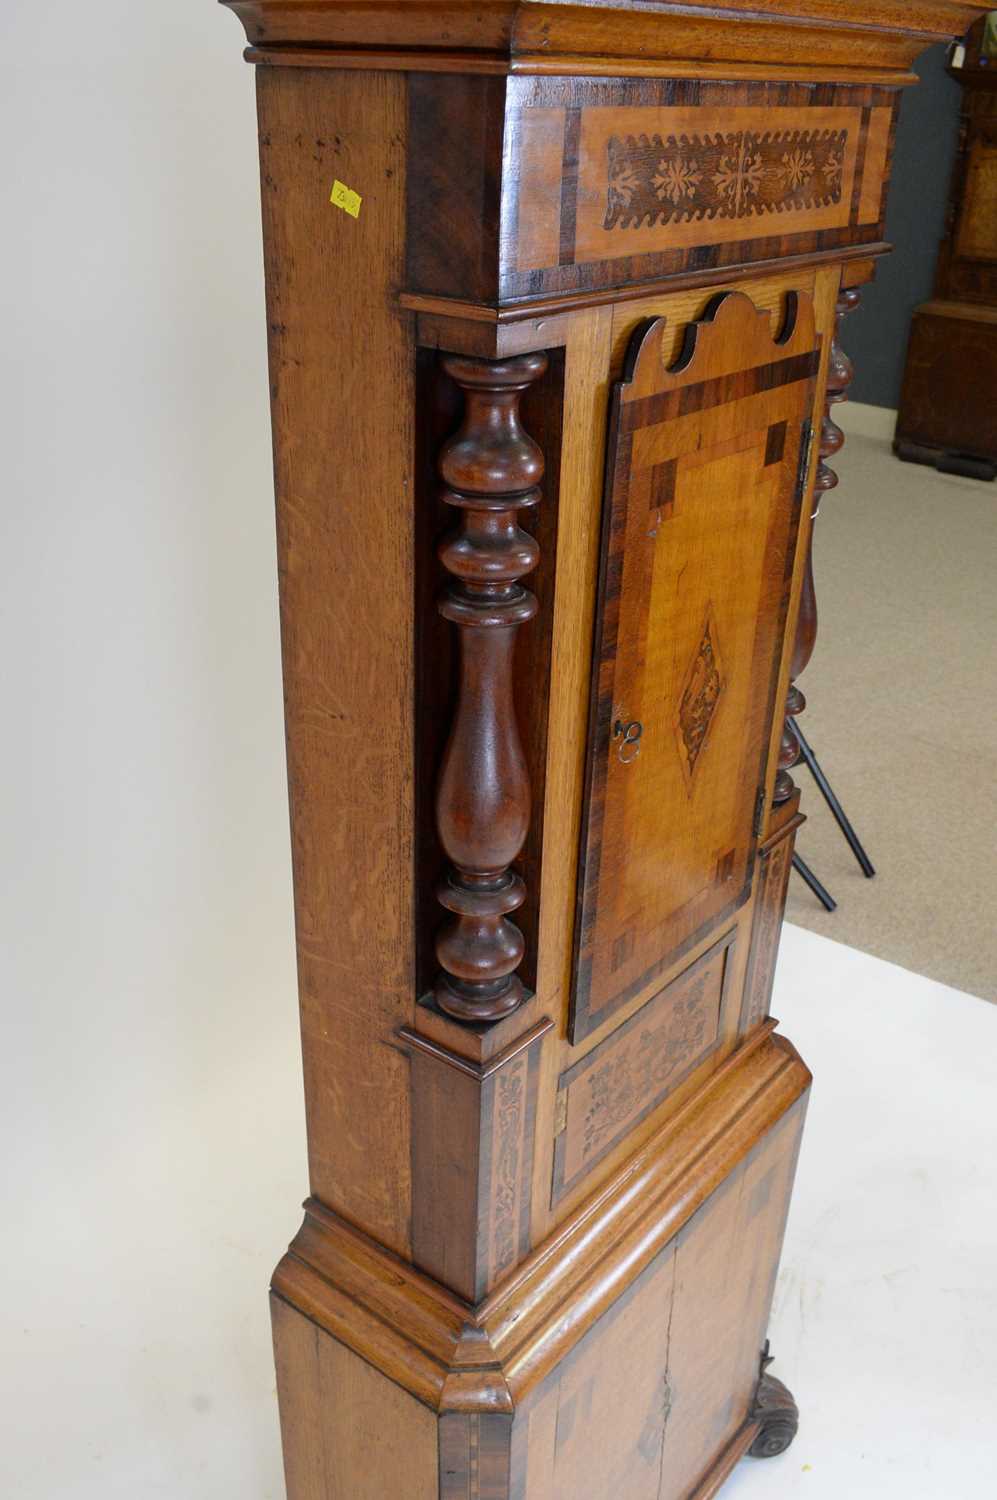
<box><xmin>271</xmin><ymin>1027</ymin><xmax>810</xmax><ymax>1414</ymax></box>
<box><xmin>221</xmin><ymin>0</ymin><xmax>991</xmax><ymax>80</ymax></box>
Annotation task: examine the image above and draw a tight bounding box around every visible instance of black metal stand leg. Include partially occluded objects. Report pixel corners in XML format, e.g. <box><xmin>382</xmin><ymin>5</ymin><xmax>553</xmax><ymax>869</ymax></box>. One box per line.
<box><xmin>792</xmin><ymin>852</ymin><xmax>837</xmax><ymax>913</ymax></box>
<box><xmin>791</xmin><ymin>721</ymin><xmax>876</xmax><ymax>878</ymax></box>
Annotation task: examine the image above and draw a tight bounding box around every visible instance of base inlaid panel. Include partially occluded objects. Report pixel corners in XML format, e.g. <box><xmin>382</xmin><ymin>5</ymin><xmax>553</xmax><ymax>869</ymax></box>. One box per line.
<box><xmin>552</xmin><ymin>930</ymin><xmax>736</xmax><ymax>1203</ymax></box>
<box><xmin>510</xmin><ymin>1103</ymin><xmax>804</xmax><ymax>1500</ymax></box>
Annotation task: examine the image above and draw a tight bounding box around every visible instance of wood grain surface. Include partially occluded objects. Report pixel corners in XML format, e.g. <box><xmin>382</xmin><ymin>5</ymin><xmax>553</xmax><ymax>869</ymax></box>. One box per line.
<box><xmin>272</xmin><ymin>1293</ymin><xmax>439</xmax><ymax>1500</ymax></box>
<box><xmin>256</xmin><ymin>66</ymin><xmax>416</xmax><ymax>1256</ymax></box>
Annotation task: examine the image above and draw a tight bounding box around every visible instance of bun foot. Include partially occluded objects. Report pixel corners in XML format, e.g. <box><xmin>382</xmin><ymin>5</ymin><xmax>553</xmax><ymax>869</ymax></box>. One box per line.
<box><xmin>748</xmin><ymin>1347</ymin><xmax>799</xmax><ymax>1459</ymax></box>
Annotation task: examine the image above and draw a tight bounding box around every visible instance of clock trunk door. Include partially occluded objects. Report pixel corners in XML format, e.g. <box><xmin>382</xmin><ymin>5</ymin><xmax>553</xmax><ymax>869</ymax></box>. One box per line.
<box><xmin>571</xmin><ymin>290</ymin><xmax>819</xmax><ymax>1044</ymax></box>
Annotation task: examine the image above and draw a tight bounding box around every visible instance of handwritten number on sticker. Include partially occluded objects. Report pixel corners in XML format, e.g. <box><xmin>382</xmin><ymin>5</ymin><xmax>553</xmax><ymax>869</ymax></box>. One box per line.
<box><xmin>330</xmin><ymin>179</ymin><xmax>362</xmax><ymax>219</ymax></box>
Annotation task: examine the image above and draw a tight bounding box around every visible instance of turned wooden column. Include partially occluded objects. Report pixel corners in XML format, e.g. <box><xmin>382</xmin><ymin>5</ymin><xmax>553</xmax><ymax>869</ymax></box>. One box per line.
<box><xmin>774</xmin><ymin>287</ymin><xmax>860</xmax><ymax>803</ymax></box>
<box><xmin>433</xmin><ymin>353</ymin><xmax>548</xmax><ymax>1023</ymax></box>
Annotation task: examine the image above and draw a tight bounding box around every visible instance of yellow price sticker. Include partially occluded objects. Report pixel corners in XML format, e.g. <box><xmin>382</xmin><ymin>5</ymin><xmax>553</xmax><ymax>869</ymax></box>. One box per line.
<box><xmin>330</xmin><ymin>179</ymin><xmax>362</xmax><ymax>219</ymax></box>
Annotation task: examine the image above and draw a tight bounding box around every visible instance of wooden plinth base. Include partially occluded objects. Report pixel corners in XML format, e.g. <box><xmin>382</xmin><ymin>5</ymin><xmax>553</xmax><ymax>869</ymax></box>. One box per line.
<box><xmin>895</xmin><ymin>301</ymin><xmax>997</xmax><ymax>480</ymax></box>
<box><xmin>894</xmin><ymin>436</ymin><xmax>997</xmax><ymax>481</ymax></box>
<box><xmin>270</xmin><ymin>1032</ymin><xmax>809</xmax><ymax>1500</ymax></box>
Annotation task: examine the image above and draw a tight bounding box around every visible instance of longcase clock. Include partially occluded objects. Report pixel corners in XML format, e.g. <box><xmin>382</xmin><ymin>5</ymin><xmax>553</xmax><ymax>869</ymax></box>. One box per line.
<box><xmin>212</xmin><ymin>4</ymin><xmax>987</xmax><ymax>1497</ymax></box>
<box><xmin>896</xmin><ymin>12</ymin><xmax>997</xmax><ymax>476</ymax></box>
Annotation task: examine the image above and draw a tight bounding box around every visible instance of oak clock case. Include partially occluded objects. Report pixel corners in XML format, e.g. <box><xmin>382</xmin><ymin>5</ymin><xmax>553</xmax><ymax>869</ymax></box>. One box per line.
<box><xmin>214</xmin><ymin>4</ymin><xmax>987</xmax><ymax>1498</ymax></box>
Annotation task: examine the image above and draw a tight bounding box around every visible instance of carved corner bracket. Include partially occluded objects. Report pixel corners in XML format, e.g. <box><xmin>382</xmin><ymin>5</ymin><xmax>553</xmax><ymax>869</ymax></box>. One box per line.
<box><xmin>432</xmin><ymin>351</ymin><xmax>548</xmax><ymax>1025</ymax></box>
<box><xmin>774</xmin><ymin>286</ymin><xmax>860</xmax><ymax>804</ymax></box>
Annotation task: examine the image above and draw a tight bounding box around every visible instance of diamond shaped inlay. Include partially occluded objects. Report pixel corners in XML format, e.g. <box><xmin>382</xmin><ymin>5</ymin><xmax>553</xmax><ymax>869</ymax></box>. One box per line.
<box><xmin>676</xmin><ymin>607</ymin><xmax>725</xmax><ymax>784</ymax></box>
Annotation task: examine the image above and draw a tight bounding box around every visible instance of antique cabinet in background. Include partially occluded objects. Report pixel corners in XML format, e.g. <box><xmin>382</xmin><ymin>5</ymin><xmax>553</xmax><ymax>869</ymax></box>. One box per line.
<box><xmin>896</xmin><ymin>12</ymin><xmax>997</xmax><ymax>476</ymax></box>
<box><xmin>214</xmin><ymin>3</ymin><xmax>986</xmax><ymax>1497</ymax></box>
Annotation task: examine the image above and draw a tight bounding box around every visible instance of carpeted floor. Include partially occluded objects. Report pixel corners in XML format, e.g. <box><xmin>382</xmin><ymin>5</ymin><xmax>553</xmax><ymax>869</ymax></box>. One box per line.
<box><xmin>782</xmin><ymin>405</ymin><xmax>997</xmax><ymax>1002</ymax></box>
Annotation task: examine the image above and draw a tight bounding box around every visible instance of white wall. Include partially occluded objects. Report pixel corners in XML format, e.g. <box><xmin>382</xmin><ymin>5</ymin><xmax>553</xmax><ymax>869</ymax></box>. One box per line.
<box><xmin>1</xmin><ymin>4</ymin><xmax>304</xmax><ymax>1495</ymax></box>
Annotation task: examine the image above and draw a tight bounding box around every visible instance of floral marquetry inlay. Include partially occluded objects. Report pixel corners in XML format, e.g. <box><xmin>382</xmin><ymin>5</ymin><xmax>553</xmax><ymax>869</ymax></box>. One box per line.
<box><xmin>505</xmin><ymin>93</ymin><xmax>891</xmax><ymax>288</ymax></box>
<box><xmin>605</xmin><ymin>128</ymin><xmax>848</xmax><ymax>231</ymax></box>
<box><xmin>491</xmin><ymin>1066</ymin><xmax>526</xmax><ymax>1280</ymax></box>
<box><xmin>579</xmin><ymin>979</ymin><xmax>712</xmax><ymax>1161</ymax></box>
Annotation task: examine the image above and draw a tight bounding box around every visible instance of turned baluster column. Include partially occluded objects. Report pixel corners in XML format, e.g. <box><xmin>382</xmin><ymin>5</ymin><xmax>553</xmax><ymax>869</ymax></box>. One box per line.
<box><xmin>433</xmin><ymin>352</ymin><xmax>547</xmax><ymax>1023</ymax></box>
<box><xmin>774</xmin><ymin>288</ymin><xmax>860</xmax><ymax>803</ymax></box>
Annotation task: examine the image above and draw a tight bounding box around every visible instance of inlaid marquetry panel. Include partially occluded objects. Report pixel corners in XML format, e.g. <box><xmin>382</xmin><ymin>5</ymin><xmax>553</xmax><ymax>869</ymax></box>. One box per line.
<box><xmin>553</xmin><ymin>932</ymin><xmax>735</xmax><ymax>1203</ymax></box>
<box><xmin>571</xmin><ymin>290</ymin><xmax>819</xmax><ymax>1043</ymax></box>
<box><xmin>403</xmin><ymin>77</ymin><xmax>900</xmax><ymax>304</ymax></box>
<box><xmin>494</xmin><ymin>78</ymin><xmax>899</xmax><ymax>301</ymax></box>
<box><xmin>577</xmin><ymin>106</ymin><xmax>859</xmax><ymax>261</ymax></box>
